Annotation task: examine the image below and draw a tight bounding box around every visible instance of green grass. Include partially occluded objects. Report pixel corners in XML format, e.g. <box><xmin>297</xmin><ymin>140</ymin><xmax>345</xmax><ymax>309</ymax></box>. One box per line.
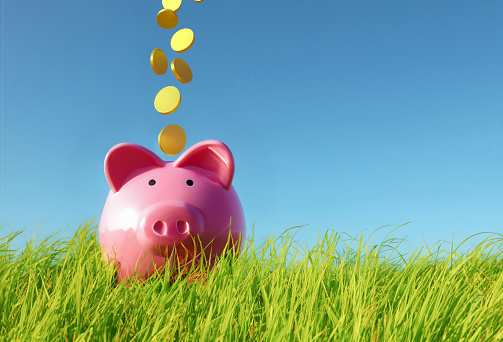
<box><xmin>1</xmin><ymin>220</ymin><xmax>502</xmax><ymax>341</ymax></box>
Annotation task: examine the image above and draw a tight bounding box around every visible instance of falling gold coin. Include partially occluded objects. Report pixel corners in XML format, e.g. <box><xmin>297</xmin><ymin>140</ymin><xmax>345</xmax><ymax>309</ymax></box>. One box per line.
<box><xmin>171</xmin><ymin>28</ymin><xmax>195</xmax><ymax>53</ymax></box>
<box><xmin>156</xmin><ymin>9</ymin><xmax>178</xmax><ymax>29</ymax></box>
<box><xmin>194</xmin><ymin>0</ymin><xmax>204</xmax><ymax>2</ymax></box>
<box><xmin>159</xmin><ymin>124</ymin><xmax>186</xmax><ymax>155</ymax></box>
<box><xmin>154</xmin><ymin>86</ymin><xmax>181</xmax><ymax>114</ymax></box>
<box><xmin>171</xmin><ymin>58</ymin><xmax>193</xmax><ymax>83</ymax></box>
<box><xmin>150</xmin><ymin>49</ymin><xmax>168</xmax><ymax>75</ymax></box>
<box><xmin>162</xmin><ymin>0</ymin><xmax>182</xmax><ymax>12</ymax></box>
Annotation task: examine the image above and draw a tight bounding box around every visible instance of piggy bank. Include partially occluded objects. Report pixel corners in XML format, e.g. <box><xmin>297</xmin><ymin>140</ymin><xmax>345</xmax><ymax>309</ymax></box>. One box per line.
<box><xmin>99</xmin><ymin>140</ymin><xmax>246</xmax><ymax>283</ymax></box>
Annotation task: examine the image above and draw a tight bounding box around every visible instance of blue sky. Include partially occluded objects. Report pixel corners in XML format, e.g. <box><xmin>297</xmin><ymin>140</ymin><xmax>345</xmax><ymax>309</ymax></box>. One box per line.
<box><xmin>1</xmin><ymin>1</ymin><xmax>502</xmax><ymax>259</ymax></box>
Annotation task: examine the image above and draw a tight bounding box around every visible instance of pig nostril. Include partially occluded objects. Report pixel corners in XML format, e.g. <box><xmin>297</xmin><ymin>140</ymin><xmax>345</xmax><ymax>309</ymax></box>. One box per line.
<box><xmin>176</xmin><ymin>221</ymin><xmax>189</xmax><ymax>234</ymax></box>
<box><xmin>153</xmin><ymin>221</ymin><xmax>168</xmax><ymax>236</ymax></box>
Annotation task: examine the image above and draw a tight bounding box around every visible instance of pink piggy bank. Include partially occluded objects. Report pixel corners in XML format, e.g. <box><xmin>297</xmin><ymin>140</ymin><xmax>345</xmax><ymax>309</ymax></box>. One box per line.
<box><xmin>99</xmin><ymin>140</ymin><xmax>246</xmax><ymax>283</ymax></box>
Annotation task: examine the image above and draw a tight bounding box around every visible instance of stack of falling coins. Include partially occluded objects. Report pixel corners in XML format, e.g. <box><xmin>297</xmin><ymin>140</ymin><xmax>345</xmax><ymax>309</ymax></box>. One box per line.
<box><xmin>151</xmin><ymin>0</ymin><xmax>201</xmax><ymax>156</ymax></box>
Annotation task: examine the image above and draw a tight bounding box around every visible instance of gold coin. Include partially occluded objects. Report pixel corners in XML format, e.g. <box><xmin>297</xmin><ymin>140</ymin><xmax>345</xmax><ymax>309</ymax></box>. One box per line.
<box><xmin>150</xmin><ymin>49</ymin><xmax>168</xmax><ymax>75</ymax></box>
<box><xmin>154</xmin><ymin>86</ymin><xmax>181</xmax><ymax>114</ymax></box>
<box><xmin>162</xmin><ymin>0</ymin><xmax>182</xmax><ymax>12</ymax></box>
<box><xmin>156</xmin><ymin>9</ymin><xmax>178</xmax><ymax>29</ymax></box>
<box><xmin>158</xmin><ymin>124</ymin><xmax>186</xmax><ymax>155</ymax></box>
<box><xmin>171</xmin><ymin>28</ymin><xmax>195</xmax><ymax>53</ymax></box>
<box><xmin>171</xmin><ymin>58</ymin><xmax>193</xmax><ymax>83</ymax></box>
<box><xmin>194</xmin><ymin>0</ymin><xmax>204</xmax><ymax>2</ymax></box>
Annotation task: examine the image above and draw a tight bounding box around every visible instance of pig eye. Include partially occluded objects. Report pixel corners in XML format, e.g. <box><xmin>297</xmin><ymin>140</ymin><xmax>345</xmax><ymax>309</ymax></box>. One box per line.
<box><xmin>186</xmin><ymin>179</ymin><xmax>194</xmax><ymax>186</ymax></box>
<box><xmin>149</xmin><ymin>179</ymin><xmax>156</xmax><ymax>186</ymax></box>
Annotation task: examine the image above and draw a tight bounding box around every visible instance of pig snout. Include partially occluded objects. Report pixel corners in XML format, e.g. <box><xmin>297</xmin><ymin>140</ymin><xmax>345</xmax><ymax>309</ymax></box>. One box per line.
<box><xmin>137</xmin><ymin>201</ymin><xmax>204</xmax><ymax>253</ymax></box>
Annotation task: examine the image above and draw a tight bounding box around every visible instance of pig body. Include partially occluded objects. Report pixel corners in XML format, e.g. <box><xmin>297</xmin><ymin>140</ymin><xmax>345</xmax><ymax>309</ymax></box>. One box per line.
<box><xmin>99</xmin><ymin>140</ymin><xmax>245</xmax><ymax>283</ymax></box>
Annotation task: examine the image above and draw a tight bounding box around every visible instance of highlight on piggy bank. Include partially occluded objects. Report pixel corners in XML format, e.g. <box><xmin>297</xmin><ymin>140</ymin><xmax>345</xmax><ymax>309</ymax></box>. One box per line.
<box><xmin>98</xmin><ymin>140</ymin><xmax>246</xmax><ymax>283</ymax></box>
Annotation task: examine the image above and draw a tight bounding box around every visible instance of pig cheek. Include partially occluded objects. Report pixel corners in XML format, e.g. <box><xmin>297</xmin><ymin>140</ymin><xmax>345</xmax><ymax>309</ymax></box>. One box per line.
<box><xmin>100</xmin><ymin>197</ymin><xmax>151</xmax><ymax>268</ymax></box>
<box><xmin>113</xmin><ymin>207</ymin><xmax>140</xmax><ymax>230</ymax></box>
<box><xmin>105</xmin><ymin>190</ymin><xmax>145</xmax><ymax>231</ymax></box>
<box><xmin>99</xmin><ymin>228</ymin><xmax>136</xmax><ymax>262</ymax></box>
<box><xmin>100</xmin><ymin>226</ymin><xmax>166</xmax><ymax>281</ymax></box>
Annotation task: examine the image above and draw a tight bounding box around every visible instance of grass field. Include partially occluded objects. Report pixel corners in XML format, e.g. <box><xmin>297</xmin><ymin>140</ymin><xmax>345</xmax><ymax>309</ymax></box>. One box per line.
<box><xmin>1</xmin><ymin>220</ymin><xmax>502</xmax><ymax>341</ymax></box>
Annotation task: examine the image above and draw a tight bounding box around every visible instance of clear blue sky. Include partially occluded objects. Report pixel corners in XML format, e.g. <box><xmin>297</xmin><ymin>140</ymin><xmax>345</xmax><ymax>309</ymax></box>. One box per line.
<box><xmin>1</xmin><ymin>1</ymin><xmax>502</xmax><ymax>259</ymax></box>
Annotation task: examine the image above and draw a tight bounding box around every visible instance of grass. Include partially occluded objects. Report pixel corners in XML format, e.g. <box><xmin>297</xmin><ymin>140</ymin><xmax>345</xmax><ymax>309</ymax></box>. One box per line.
<box><xmin>0</xmin><ymin>220</ymin><xmax>502</xmax><ymax>341</ymax></box>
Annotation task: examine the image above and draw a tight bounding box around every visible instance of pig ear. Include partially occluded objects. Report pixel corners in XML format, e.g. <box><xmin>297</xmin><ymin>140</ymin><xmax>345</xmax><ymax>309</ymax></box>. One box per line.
<box><xmin>173</xmin><ymin>140</ymin><xmax>235</xmax><ymax>190</ymax></box>
<box><xmin>105</xmin><ymin>143</ymin><xmax>165</xmax><ymax>193</ymax></box>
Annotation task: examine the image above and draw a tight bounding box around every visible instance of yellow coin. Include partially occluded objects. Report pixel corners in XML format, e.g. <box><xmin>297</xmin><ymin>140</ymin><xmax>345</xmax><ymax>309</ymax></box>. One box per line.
<box><xmin>159</xmin><ymin>124</ymin><xmax>186</xmax><ymax>155</ymax></box>
<box><xmin>194</xmin><ymin>0</ymin><xmax>204</xmax><ymax>2</ymax></box>
<box><xmin>154</xmin><ymin>86</ymin><xmax>181</xmax><ymax>114</ymax></box>
<box><xmin>162</xmin><ymin>0</ymin><xmax>182</xmax><ymax>11</ymax></box>
<box><xmin>171</xmin><ymin>28</ymin><xmax>195</xmax><ymax>53</ymax></box>
<box><xmin>150</xmin><ymin>49</ymin><xmax>168</xmax><ymax>75</ymax></box>
<box><xmin>171</xmin><ymin>58</ymin><xmax>193</xmax><ymax>83</ymax></box>
<box><xmin>156</xmin><ymin>9</ymin><xmax>178</xmax><ymax>29</ymax></box>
